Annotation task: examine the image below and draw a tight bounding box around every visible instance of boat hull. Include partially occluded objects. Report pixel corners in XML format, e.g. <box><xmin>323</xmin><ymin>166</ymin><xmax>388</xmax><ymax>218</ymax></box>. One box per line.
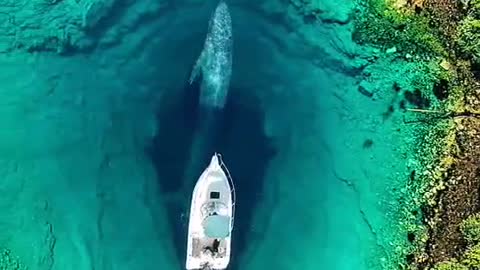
<box><xmin>186</xmin><ymin>153</ymin><xmax>234</xmax><ymax>270</ymax></box>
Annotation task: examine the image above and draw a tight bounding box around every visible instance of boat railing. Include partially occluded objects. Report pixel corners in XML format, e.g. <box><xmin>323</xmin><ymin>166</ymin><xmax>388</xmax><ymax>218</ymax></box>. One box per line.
<box><xmin>216</xmin><ymin>153</ymin><xmax>236</xmax><ymax>230</ymax></box>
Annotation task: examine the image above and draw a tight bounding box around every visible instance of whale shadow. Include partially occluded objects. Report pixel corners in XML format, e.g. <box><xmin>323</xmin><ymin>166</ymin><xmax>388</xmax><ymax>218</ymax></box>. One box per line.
<box><xmin>146</xmin><ymin>72</ymin><xmax>276</xmax><ymax>267</ymax></box>
<box><xmin>215</xmin><ymin>87</ymin><xmax>276</xmax><ymax>270</ymax></box>
<box><xmin>145</xmin><ymin>70</ymin><xmax>203</xmax><ymax>264</ymax></box>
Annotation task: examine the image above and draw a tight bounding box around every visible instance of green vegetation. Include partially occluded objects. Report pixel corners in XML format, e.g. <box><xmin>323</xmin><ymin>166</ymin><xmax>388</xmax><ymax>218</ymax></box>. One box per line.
<box><xmin>460</xmin><ymin>214</ymin><xmax>480</xmax><ymax>268</ymax></box>
<box><xmin>432</xmin><ymin>214</ymin><xmax>480</xmax><ymax>269</ymax></box>
<box><xmin>457</xmin><ymin>0</ymin><xmax>480</xmax><ymax>64</ymax></box>
<box><xmin>462</xmin><ymin>244</ymin><xmax>480</xmax><ymax>268</ymax></box>
<box><xmin>433</xmin><ymin>261</ymin><xmax>468</xmax><ymax>270</ymax></box>
<box><xmin>460</xmin><ymin>213</ymin><xmax>480</xmax><ymax>244</ymax></box>
<box><xmin>353</xmin><ymin>0</ymin><xmax>446</xmax><ymax>56</ymax></box>
<box><xmin>471</xmin><ymin>0</ymin><xmax>480</xmax><ymax>12</ymax></box>
<box><xmin>457</xmin><ymin>16</ymin><xmax>480</xmax><ymax>64</ymax></box>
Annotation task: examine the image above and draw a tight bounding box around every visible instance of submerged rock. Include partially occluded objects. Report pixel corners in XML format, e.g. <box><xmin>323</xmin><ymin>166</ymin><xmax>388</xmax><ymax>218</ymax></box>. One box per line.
<box><xmin>404</xmin><ymin>89</ymin><xmax>431</xmax><ymax>108</ymax></box>
<box><xmin>81</xmin><ymin>0</ymin><xmax>116</xmax><ymax>29</ymax></box>
<box><xmin>358</xmin><ymin>85</ymin><xmax>374</xmax><ymax>98</ymax></box>
<box><xmin>386</xmin><ymin>46</ymin><xmax>397</xmax><ymax>54</ymax></box>
<box><xmin>433</xmin><ymin>79</ymin><xmax>449</xmax><ymax>101</ymax></box>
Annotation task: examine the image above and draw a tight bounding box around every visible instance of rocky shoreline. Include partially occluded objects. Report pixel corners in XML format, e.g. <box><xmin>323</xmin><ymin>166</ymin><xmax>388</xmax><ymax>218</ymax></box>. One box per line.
<box><xmin>350</xmin><ymin>0</ymin><xmax>480</xmax><ymax>268</ymax></box>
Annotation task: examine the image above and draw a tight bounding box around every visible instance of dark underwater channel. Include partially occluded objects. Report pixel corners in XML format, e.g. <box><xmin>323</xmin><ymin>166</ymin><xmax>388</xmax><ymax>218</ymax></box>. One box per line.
<box><xmin>145</xmin><ymin>67</ymin><xmax>276</xmax><ymax>269</ymax></box>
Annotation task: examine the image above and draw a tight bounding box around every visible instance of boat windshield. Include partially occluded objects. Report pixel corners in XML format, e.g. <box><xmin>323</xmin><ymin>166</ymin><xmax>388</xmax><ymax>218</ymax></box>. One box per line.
<box><xmin>201</xmin><ymin>201</ymin><xmax>228</xmax><ymax>216</ymax></box>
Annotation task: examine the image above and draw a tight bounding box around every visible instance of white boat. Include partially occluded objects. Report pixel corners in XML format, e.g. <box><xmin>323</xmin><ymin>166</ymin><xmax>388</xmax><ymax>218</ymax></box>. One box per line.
<box><xmin>186</xmin><ymin>153</ymin><xmax>235</xmax><ymax>270</ymax></box>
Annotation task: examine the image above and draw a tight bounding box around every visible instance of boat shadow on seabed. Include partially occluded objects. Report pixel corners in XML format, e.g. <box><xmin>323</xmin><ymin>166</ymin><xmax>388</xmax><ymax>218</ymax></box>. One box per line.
<box><xmin>145</xmin><ymin>71</ymin><xmax>277</xmax><ymax>269</ymax></box>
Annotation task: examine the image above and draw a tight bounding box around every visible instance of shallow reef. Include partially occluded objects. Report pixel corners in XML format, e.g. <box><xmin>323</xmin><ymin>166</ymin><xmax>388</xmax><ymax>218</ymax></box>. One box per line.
<box><xmin>0</xmin><ymin>249</ymin><xmax>26</xmax><ymax>270</ymax></box>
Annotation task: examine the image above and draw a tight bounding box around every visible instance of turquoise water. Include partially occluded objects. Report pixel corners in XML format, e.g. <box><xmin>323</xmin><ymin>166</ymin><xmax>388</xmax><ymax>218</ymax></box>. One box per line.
<box><xmin>0</xmin><ymin>0</ymin><xmax>418</xmax><ymax>269</ymax></box>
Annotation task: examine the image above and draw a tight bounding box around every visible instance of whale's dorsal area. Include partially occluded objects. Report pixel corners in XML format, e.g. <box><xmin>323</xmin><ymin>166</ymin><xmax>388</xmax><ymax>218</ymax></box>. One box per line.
<box><xmin>189</xmin><ymin>1</ymin><xmax>232</xmax><ymax>109</ymax></box>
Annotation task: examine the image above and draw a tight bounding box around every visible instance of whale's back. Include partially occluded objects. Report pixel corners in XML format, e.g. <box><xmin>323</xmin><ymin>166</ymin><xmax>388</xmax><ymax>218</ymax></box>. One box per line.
<box><xmin>207</xmin><ymin>2</ymin><xmax>232</xmax><ymax>53</ymax></box>
<box><xmin>200</xmin><ymin>1</ymin><xmax>233</xmax><ymax>108</ymax></box>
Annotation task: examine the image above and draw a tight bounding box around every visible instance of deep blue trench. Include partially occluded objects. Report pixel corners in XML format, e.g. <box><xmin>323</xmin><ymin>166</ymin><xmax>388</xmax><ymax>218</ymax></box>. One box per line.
<box><xmin>145</xmin><ymin>66</ymin><xmax>276</xmax><ymax>269</ymax></box>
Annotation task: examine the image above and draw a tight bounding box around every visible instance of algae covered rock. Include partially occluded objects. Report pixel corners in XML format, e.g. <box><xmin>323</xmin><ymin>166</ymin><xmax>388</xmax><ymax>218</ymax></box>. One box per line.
<box><xmin>353</xmin><ymin>0</ymin><xmax>445</xmax><ymax>55</ymax></box>
<box><xmin>0</xmin><ymin>249</ymin><xmax>26</xmax><ymax>270</ymax></box>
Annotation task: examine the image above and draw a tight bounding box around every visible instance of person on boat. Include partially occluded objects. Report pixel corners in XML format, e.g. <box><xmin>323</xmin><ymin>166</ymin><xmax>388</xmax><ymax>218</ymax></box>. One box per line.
<box><xmin>203</xmin><ymin>246</ymin><xmax>214</xmax><ymax>257</ymax></box>
<box><xmin>212</xmin><ymin>239</ymin><xmax>220</xmax><ymax>253</ymax></box>
<box><xmin>204</xmin><ymin>239</ymin><xmax>220</xmax><ymax>254</ymax></box>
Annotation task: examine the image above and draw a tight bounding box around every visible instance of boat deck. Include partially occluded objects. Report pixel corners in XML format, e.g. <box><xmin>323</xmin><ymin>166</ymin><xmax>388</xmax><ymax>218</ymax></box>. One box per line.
<box><xmin>191</xmin><ymin>237</ymin><xmax>228</xmax><ymax>258</ymax></box>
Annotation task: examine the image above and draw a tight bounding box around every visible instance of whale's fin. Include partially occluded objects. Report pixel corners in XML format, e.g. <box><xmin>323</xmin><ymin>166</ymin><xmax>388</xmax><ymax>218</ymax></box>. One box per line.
<box><xmin>189</xmin><ymin>50</ymin><xmax>206</xmax><ymax>85</ymax></box>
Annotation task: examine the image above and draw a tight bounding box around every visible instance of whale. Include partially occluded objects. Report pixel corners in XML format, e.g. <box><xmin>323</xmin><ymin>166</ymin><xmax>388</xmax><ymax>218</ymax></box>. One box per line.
<box><xmin>189</xmin><ymin>0</ymin><xmax>233</xmax><ymax>109</ymax></box>
<box><xmin>179</xmin><ymin>1</ymin><xmax>233</xmax><ymax>207</ymax></box>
